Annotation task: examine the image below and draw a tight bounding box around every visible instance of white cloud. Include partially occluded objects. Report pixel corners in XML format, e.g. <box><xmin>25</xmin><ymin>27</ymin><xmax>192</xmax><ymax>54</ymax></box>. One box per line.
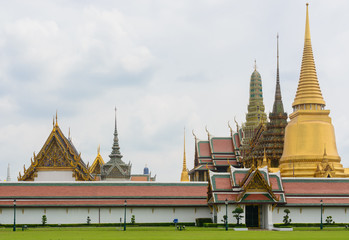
<box><xmin>1</xmin><ymin>0</ymin><xmax>349</xmax><ymax>181</ymax></box>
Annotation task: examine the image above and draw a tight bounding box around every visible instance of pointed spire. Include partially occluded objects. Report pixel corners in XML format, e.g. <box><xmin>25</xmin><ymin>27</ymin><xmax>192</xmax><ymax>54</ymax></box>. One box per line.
<box><xmin>292</xmin><ymin>3</ymin><xmax>325</xmax><ymax>108</ymax></box>
<box><xmin>254</xmin><ymin>59</ymin><xmax>257</xmax><ymax>71</ymax></box>
<box><xmin>109</xmin><ymin>107</ymin><xmax>123</xmax><ymax>161</ymax></box>
<box><xmin>6</xmin><ymin>163</ymin><xmax>11</xmax><ymax>182</ymax></box>
<box><xmin>183</xmin><ymin>127</ymin><xmax>187</xmax><ymax>171</ymax></box>
<box><xmin>55</xmin><ymin>110</ymin><xmax>58</xmax><ymax>126</ymax></box>
<box><xmin>272</xmin><ymin>33</ymin><xmax>285</xmax><ymax>114</ymax></box>
<box><xmin>98</xmin><ymin>144</ymin><xmax>100</xmax><ymax>154</ymax></box>
<box><xmin>181</xmin><ymin>127</ymin><xmax>189</xmax><ymax>182</ymax></box>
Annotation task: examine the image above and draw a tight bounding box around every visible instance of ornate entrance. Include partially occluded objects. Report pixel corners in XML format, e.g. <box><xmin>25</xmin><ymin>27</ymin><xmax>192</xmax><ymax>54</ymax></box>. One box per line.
<box><xmin>246</xmin><ymin>205</ymin><xmax>259</xmax><ymax>227</ymax></box>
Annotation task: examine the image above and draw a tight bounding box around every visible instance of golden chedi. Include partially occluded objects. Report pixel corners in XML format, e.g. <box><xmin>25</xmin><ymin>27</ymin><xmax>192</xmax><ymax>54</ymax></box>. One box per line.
<box><xmin>279</xmin><ymin>4</ymin><xmax>347</xmax><ymax>178</ymax></box>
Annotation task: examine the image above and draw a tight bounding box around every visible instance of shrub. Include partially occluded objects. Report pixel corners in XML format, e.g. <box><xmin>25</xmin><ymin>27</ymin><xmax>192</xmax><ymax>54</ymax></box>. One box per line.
<box><xmin>326</xmin><ymin>216</ymin><xmax>334</xmax><ymax>224</ymax></box>
<box><xmin>221</xmin><ymin>215</ymin><xmax>227</xmax><ymax>224</ymax></box>
<box><xmin>86</xmin><ymin>216</ymin><xmax>91</xmax><ymax>225</ymax></box>
<box><xmin>42</xmin><ymin>215</ymin><xmax>47</xmax><ymax>226</ymax></box>
<box><xmin>131</xmin><ymin>215</ymin><xmax>136</xmax><ymax>225</ymax></box>
<box><xmin>195</xmin><ymin>218</ymin><xmax>212</xmax><ymax>227</ymax></box>
<box><xmin>283</xmin><ymin>209</ymin><xmax>291</xmax><ymax>225</ymax></box>
<box><xmin>232</xmin><ymin>207</ymin><xmax>244</xmax><ymax>225</ymax></box>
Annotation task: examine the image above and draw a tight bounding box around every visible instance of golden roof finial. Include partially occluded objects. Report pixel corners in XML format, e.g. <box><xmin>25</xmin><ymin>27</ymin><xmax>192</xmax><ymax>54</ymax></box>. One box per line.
<box><xmin>292</xmin><ymin>3</ymin><xmax>325</xmax><ymax>107</ymax></box>
<box><xmin>205</xmin><ymin>125</ymin><xmax>211</xmax><ymax>139</ymax></box>
<box><xmin>254</xmin><ymin>59</ymin><xmax>257</xmax><ymax>71</ymax></box>
<box><xmin>53</xmin><ymin>116</ymin><xmax>55</xmax><ymax>127</ymax></box>
<box><xmin>192</xmin><ymin>129</ymin><xmax>197</xmax><ymax>140</ymax></box>
<box><xmin>55</xmin><ymin>110</ymin><xmax>58</xmax><ymax>126</ymax></box>
<box><xmin>98</xmin><ymin>145</ymin><xmax>100</xmax><ymax>154</ymax></box>
<box><xmin>228</xmin><ymin>121</ymin><xmax>233</xmax><ymax>135</ymax></box>
<box><xmin>181</xmin><ymin>127</ymin><xmax>189</xmax><ymax>182</ymax></box>
<box><xmin>262</xmin><ymin>148</ymin><xmax>268</xmax><ymax>168</ymax></box>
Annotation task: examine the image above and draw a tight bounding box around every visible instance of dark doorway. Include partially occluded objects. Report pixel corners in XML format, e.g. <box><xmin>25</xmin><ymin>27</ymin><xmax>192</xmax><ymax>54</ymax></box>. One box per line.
<box><xmin>245</xmin><ymin>205</ymin><xmax>259</xmax><ymax>227</ymax></box>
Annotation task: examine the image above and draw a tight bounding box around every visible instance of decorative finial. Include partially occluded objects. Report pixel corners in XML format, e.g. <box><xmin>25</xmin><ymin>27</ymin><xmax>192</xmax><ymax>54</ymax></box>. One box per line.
<box><xmin>254</xmin><ymin>59</ymin><xmax>257</xmax><ymax>71</ymax></box>
<box><xmin>55</xmin><ymin>110</ymin><xmax>58</xmax><ymax>126</ymax></box>
<box><xmin>68</xmin><ymin>127</ymin><xmax>71</xmax><ymax>140</ymax></box>
<box><xmin>228</xmin><ymin>121</ymin><xmax>233</xmax><ymax>135</ymax></box>
<box><xmin>98</xmin><ymin>145</ymin><xmax>100</xmax><ymax>154</ymax></box>
<box><xmin>234</xmin><ymin>116</ymin><xmax>239</xmax><ymax>132</ymax></box>
<box><xmin>192</xmin><ymin>129</ymin><xmax>197</xmax><ymax>139</ymax></box>
<box><xmin>205</xmin><ymin>125</ymin><xmax>211</xmax><ymax>139</ymax></box>
<box><xmin>53</xmin><ymin>116</ymin><xmax>55</xmax><ymax>127</ymax></box>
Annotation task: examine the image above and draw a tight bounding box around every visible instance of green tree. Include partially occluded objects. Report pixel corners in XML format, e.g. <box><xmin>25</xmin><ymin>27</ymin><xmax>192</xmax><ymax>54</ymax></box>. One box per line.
<box><xmin>221</xmin><ymin>215</ymin><xmax>227</xmax><ymax>224</ymax></box>
<box><xmin>232</xmin><ymin>207</ymin><xmax>244</xmax><ymax>225</ymax></box>
<box><xmin>42</xmin><ymin>215</ymin><xmax>47</xmax><ymax>226</ymax></box>
<box><xmin>131</xmin><ymin>215</ymin><xmax>136</xmax><ymax>225</ymax></box>
<box><xmin>326</xmin><ymin>216</ymin><xmax>333</xmax><ymax>224</ymax></box>
<box><xmin>283</xmin><ymin>209</ymin><xmax>292</xmax><ymax>225</ymax></box>
<box><xmin>87</xmin><ymin>216</ymin><xmax>91</xmax><ymax>225</ymax></box>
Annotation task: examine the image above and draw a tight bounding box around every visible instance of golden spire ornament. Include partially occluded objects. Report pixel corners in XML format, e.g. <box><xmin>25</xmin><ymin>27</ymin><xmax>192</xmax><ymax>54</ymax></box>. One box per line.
<box><xmin>180</xmin><ymin>127</ymin><xmax>189</xmax><ymax>182</ymax></box>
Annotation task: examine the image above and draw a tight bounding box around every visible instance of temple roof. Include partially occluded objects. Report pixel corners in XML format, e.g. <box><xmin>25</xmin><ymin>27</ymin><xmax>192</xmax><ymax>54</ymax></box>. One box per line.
<box><xmin>18</xmin><ymin>120</ymin><xmax>93</xmax><ymax>181</ymax></box>
<box><xmin>282</xmin><ymin>178</ymin><xmax>349</xmax><ymax>206</ymax></box>
<box><xmin>89</xmin><ymin>146</ymin><xmax>105</xmax><ymax>177</ymax></box>
<box><xmin>208</xmin><ymin>166</ymin><xmax>285</xmax><ymax>204</ymax></box>
<box><xmin>190</xmin><ymin>130</ymin><xmax>243</xmax><ymax>174</ymax></box>
<box><xmin>0</xmin><ymin>182</ymin><xmax>208</xmax><ymax>207</ymax></box>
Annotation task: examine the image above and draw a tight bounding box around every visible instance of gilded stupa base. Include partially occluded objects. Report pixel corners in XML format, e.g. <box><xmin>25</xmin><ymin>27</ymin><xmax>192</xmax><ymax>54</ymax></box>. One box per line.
<box><xmin>279</xmin><ymin>156</ymin><xmax>347</xmax><ymax>178</ymax></box>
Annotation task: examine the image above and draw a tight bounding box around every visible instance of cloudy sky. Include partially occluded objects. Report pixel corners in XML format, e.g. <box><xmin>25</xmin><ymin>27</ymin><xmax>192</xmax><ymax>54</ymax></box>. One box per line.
<box><xmin>1</xmin><ymin>0</ymin><xmax>349</xmax><ymax>181</ymax></box>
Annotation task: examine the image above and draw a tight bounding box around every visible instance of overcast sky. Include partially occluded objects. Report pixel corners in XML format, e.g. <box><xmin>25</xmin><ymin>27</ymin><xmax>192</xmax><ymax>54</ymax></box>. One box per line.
<box><xmin>1</xmin><ymin>0</ymin><xmax>349</xmax><ymax>181</ymax></box>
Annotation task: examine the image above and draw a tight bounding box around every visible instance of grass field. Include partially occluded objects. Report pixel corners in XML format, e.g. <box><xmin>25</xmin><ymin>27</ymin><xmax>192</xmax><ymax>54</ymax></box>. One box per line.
<box><xmin>1</xmin><ymin>226</ymin><xmax>349</xmax><ymax>240</ymax></box>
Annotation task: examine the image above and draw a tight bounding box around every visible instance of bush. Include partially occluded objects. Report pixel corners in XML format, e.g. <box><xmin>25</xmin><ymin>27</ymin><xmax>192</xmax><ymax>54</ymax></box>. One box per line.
<box><xmin>325</xmin><ymin>216</ymin><xmax>334</xmax><ymax>224</ymax></box>
<box><xmin>131</xmin><ymin>215</ymin><xmax>136</xmax><ymax>225</ymax></box>
<box><xmin>86</xmin><ymin>216</ymin><xmax>91</xmax><ymax>225</ymax></box>
<box><xmin>41</xmin><ymin>215</ymin><xmax>47</xmax><ymax>226</ymax></box>
<box><xmin>195</xmin><ymin>218</ymin><xmax>212</xmax><ymax>227</ymax></box>
<box><xmin>232</xmin><ymin>207</ymin><xmax>244</xmax><ymax>225</ymax></box>
<box><xmin>283</xmin><ymin>209</ymin><xmax>291</xmax><ymax>225</ymax></box>
<box><xmin>203</xmin><ymin>223</ymin><xmax>246</xmax><ymax>228</ymax></box>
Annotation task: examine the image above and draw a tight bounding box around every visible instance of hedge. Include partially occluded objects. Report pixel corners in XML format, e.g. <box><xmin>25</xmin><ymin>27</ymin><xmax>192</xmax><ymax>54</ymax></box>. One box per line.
<box><xmin>0</xmin><ymin>222</ymin><xmax>195</xmax><ymax>228</ymax></box>
<box><xmin>195</xmin><ymin>218</ymin><xmax>212</xmax><ymax>227</ymax></box>
<box><xmin>203</xmin><ymin>223</ymin><xmax>246</xmax><ymax>228</ymax></box>
<box><xmin>274</xmin><ymin>223</ymin><xmax>349</xmax><ymax>228</ymax></box>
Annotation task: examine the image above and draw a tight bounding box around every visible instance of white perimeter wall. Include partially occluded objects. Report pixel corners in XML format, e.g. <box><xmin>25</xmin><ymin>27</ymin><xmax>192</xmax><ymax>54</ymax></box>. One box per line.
<box><xmin>272</xmin><ymin>206</ymin><xmax>349</xmax><ymax>224</ymax></box>
<box><xmin>0</xmin><ymin>206</ymin><xmax>211</xmax><ymax>225</ymax></box>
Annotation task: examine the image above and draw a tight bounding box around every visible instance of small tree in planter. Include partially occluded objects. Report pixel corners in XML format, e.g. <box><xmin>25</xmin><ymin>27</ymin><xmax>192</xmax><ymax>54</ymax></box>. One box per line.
<box><xmin>232</xmin><ymin>207</ymin><xmax>244</xmax><ymax>225</ymax></box>
<box><xmin>283</xmin><ymin>209</ymin><xmax>291</xmax><ymax>225</ymax></box>
<box><xmin>42</xmin><ymin>215</ymin><xmax>47</xmax><ymax>226</ymax></box>
<box><xmin>131</xmin><ymin>215</ymin><xmax>136</xmax><ymax>225</ymax></box>
<box><xmin>87</xmin><ymin>216</ymin><xmax>91</xmax><ymax>225</ymax></box>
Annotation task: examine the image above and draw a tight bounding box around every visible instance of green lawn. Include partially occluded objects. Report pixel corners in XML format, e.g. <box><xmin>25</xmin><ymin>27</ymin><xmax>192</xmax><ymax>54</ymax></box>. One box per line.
<box><xmin>0</xmin><ymin>227</ymin><xmax>348</xmax><ymax>240</ymax></box>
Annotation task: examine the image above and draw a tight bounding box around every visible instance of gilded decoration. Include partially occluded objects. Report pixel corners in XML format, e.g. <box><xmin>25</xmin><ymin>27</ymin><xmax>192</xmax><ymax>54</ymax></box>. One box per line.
<box><xmin>18</xmin><ymin>119</ymin><xmax>93</xmax><ymax>181</ymax></box>
<box><xmin>279</xmin><ymin>4</ymin><xmax>347</xmax><ymax>178</ymax></box>
<box><xmin>236</xmin><ymin>168</ymin><xmax>278</xmax><ymax>202</ymax></box>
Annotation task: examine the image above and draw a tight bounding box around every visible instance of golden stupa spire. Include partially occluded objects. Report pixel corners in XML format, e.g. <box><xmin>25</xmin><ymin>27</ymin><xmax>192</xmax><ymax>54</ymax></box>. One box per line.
<box><xmin>292</xmin><ymin>3</ymin><xmax>325</xmax><ymax>108</ymax></box>
<box><xmin>181</xmin><ymin>127</ymin><xmax>189</xmax><ymax>182</ymax></box>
